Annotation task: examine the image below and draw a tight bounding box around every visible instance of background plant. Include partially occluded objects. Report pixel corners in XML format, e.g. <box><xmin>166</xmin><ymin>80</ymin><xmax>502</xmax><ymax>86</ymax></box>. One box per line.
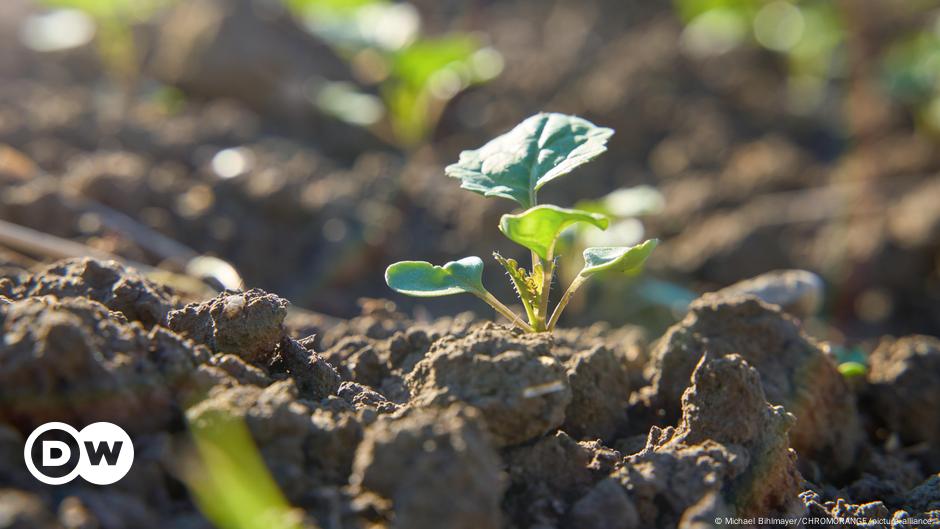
<box><xmin>884</xmin><ymin>22</ymin><xmax>940</xmax><ymax>135</ymax></box>
<box><xmin>385</xmin><ymin>113</ymin><xmax>658</xmax><ymax>333</ymax></box>
<box><xmin>675</xmin><ymin>0</ymin><xmax>845</xmax><ymax>113</ymax></box>
<box><xmin>35</xmin><ymin>0</ymin><xmax>174</xmax><ymax>94</ymax></box>
<box><xmin>284</xmin><ymin>0</ymin><xmax>503</xmax><ymax>146</ymax></box>
<box><xmin>676</xmin><ymin>0</ymin><xmax>940</xmax><ymax>134</ymax></box>
<box><xmin>185</xmin><ymin>410</ymin><xmax>305</xmax><ymax>529</ymax></box>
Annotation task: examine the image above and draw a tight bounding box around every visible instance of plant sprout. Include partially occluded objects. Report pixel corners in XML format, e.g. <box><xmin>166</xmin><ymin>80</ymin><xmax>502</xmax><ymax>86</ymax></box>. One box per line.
<box><xmin>185</xmin><ymin>411</ymin><xmax>304</xmax><ymax>529</ymax></box>
<box><xmin>285</xmin><ymin>0</ymin><xmax>503</xmax><ymax>146</ymax></box>
<box><xmin>675</xmin><ymin>0</ymin><xmax>845</xmax><ymax>112</ymax></box>
<box><xmin>37</xmin><ymin>0</ymin><xmax>173</xmax><ymax>88</ymax></box>
<box><xmin>884</xmin><ymin>26</ymin><xmax>940</xmax><ymax>134</ymax></box>
<box><xmin>385</xmin><ymin>113</ymin><xmax>658</xmax><ymax>333</ymax></box>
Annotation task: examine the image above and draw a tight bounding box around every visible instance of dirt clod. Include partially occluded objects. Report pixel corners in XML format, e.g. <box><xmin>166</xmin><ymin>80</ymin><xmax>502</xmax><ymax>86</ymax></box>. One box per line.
<box><xmin>405</xmin><ymin>324</ymin><xmax>571</xmax><ymax>447</ymax></box>
<box><xmin>349</xmin><ymin>405</ymin><xmax>504</xmax><ymax>529</ymax></box>
<box><xmin>0</xmin><ymin>296</ymin><xmax>200</xmax><ymax>434</ymax></box>
<box><xmin>802</xmin><ymin>473</ymin><xmax>940</xmax><ymax>528</ymax></box>
<box><xmin>616</xmin><ymin>353</ymin><xmax>802</xmax><ymax>527</ymax></box>
<box><xmin>168</xmin><ymin>288</ymin><xmax>288</xmax><ymax>362</ymax></box>
<box><xmin>643</xmin><ymin>294</ymin><xmax>861</xmax><ymax>474</ymax></box>
<box><xmin>504</xmin><ymin>431</ymin><xmax>623</xmax><ymax>527</ymax></box>
<box><xmin>13</xmin><ymin>258</ymin><xmax>177</xmax><ymax>326</ymax></box>
<box><xmin>337</xmin><ymin>381</ymin><xmax>400</xmax><ymax>414</ymax></box>
<box><xmin>268</xmin><ymin>337</ymin><xmax>341</xmax><ymax>402</ymax></box>
<box><xmin>567</xmin><ymin>478</ymin><xmax>639</xmax><ymax>529</ymax></box>
<box><xmin>562</xmin><ymin>344</ymin><xmax>632</xmax><ymax>441</ymax></box>
<box><xmin>867</xmin><ymin>336</ymin><xmax>940</xmax><ymax>469</ymax></box>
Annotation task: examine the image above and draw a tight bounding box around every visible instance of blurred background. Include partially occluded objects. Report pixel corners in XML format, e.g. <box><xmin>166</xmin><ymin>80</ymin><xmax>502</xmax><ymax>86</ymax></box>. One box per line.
<box><xmin>1</xmin><ymin>0</ymin><xmax>939</xmax><ymax>343</ymax></box>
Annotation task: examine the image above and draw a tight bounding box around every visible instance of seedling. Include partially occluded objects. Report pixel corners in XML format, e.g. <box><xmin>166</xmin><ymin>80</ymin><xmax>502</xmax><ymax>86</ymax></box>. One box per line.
<box><xmin>285</xmin><ymin>0</ymin><xmax>503</xmax><ymax>145</ymax></box>
<box><xmin>885</xmin><ymin>26</ymin><xmax>940</xmax><ymax>134</ymax></box>
<box><xmin>37</xmin><ymin>0</ymin><xmax>174</xmax><ymax>88</ymax></box>
<box><xmin>385</xmin><ymin>113</ymin><xmax>658</xmax><ymax>333</ymax></box>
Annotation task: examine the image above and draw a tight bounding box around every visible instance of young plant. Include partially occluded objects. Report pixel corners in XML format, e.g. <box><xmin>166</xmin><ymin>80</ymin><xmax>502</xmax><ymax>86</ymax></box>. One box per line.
<box><xmin>37</xmin><ymin>0</ymin><xmax>174</xmax><ymax>93</ymax></box>
<box><xmin>284</xmin><ymin>0</ymin><xmax>503</xmax><ymax>146</ymax></box>
<box><xmin>385</xmin><ymin>113</ymin><xmax>658</xmax><ymax>333</ymax></box>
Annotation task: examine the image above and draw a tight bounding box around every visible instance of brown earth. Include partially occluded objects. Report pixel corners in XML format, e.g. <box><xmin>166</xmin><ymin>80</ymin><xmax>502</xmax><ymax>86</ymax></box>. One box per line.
<box><xmin>1</xmin><ymin>0</ymin><xmax>940</xmax><ymax>526</ymax></box>
<box><xmin>1</xmin><ymin>258</ymin><xmax>938</xmax><ymax>528</ymax></box>
<box><xmin>0</xmin><ymin>0</ymin><xmax>938</xmax><ymax>339</ymax></box>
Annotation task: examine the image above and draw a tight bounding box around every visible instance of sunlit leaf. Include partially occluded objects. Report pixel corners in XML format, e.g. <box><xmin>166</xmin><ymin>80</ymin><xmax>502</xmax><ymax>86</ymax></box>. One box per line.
<box><xmin>581</xmin><ymin>219</ymin><xmax>645</xmax><ymax>248</ymax></box>
<box><xmin>499</xmin><ymin>205</ymin><xmax>608</xmax><ymax>260</ymax></box>
<box><xmin>385</xmin><ymin>256</ymin><xmax>487</xmax><ymax>297</ymax></box>
<box><xmin>838</xmin><ymin>361</ymin><xmax>867</xmax><ymax>379</ymax></box>
<box><xmin>392</xmin><ymin>35</ymin><xmax>480</xmax><ymax>88</ymax></box>
<box><xmin>39</xmin><ymin>0</ymin><xmax>169</xmax><ymax>20</ymax></box>
<box><xmin>314</xmin><ymin>81</ymin><xmax>384</xmax><ymax>125</ymax></box>
<box><xmin>286</xmin><ymin>0</ymin><xmax>385</xmax><ymax>18</ymax></box>
<box><xmin>580</xmin><ymin>239</ymin><xmax>658</xmax><ymax>277</ymax></box>
<box><xmin>296</xmin><ymin>1</ymin><xmax>418</xmax><ymax>51</ymax></box>
<box><xmin>674</xmin><ymin>0</ymin><xmax>761</xmax><ymax>23</ymax></box>
<box><xmin>445</xmin><ymin>113</ymin><xmax>614</xmax><ymax>208</ymax></box>
<box><xmin>185</xmin><ymin>411</ymin><xmax>303</xmax><ymax>529</ymax></box>
<box><xmin>601</xmin><ymin>186</ymin><xmax>665</xmax><ymax>217</ymax></box>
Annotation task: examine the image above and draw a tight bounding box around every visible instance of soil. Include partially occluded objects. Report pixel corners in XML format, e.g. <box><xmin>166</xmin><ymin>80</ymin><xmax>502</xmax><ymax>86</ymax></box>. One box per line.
<box><xmin>1</xmin><ymin>258</ymin><xmax>939</xmax><ymax>528</ymax></box>
<box><xmin>2</xmin><ymin>0</ymin><xmax>940</xmax><ymax>527</ymax></box>
<box><xmin>1</xmin><ymin>0</ymin><xmax>938</xmax><ymax>338</ymax></box>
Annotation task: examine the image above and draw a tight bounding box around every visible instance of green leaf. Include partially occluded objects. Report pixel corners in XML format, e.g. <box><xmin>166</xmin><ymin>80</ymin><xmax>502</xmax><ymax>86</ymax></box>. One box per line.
<box><xmin>385</xmin><ymin>257</ymin><xmax>486</xmax><ymax>297</ymax></box>
<box><xmin>391</xmin><ymin>35</ymin><xmax>480</xmax><ymax>88</ymax></box>
<box><xmin>40</xmin><ymin>0</ymin><xmax>168</xmax><ymax>20</ymax></box>
<box><xmin>580</xmin><ymin>239</ymin><xmax>658</xmax><ymax>277</ymax></box>
<box><xmin>384</xmin><ymin>35</ymin><xmax>486</xmax><ymax>143</ymax></box>
<box><xmin>499</xmin><ymin>205</ymin><xmax>609</xmax><ymax>260</ymax></box>
<box><xmin>286</xmin><ymin>0</ymin><xmax>385</xmax><ymax>18</ymax></box>
<box><xmin>838</xmin><ymin>361</ymin><xmax>867</xmax><ymax>379</ymax></box>
<box><xmin>445</xmin><ymin>113</ymin><xmax>614</xmax><ymax>208</ymax></box>
<box><xmin>574</xmin><ymin>187</ymin><xmax>664</xmax><ymax>233</ymax></box>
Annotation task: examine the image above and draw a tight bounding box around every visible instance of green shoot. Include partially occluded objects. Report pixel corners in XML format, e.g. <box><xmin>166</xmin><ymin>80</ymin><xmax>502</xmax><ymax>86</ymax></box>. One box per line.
<box><xmin>884</xmin><ymin>27</ymin><xmax>940</xmax><ymax>134</ymax></box>
<box><xmin>184</xmin><ymin>410</ymin><xmax>305</xmax><ymax>529</ymax></box>
<box><xmin>385</xmin><ymin>113</ymin><xmax>658</xmax><ymax>333</ymax></box>
<box><xmin>37</xmin><ymin>0</ymin><xmax>174</xmax><ymax>92</ymax></box>
<box><xmin>675</xmin><ymin>0</ymin><xmax>844</xmax><ymax>112</ymax></box>
<box><xmin>284</xmin><ymin>0</ymin><xmax>503</xmax><ymax>146</ymax></box>
<box><xmin>838</xmin><ymin>361</ymin><xmax>867</xmax><ymax>379</ymax></box>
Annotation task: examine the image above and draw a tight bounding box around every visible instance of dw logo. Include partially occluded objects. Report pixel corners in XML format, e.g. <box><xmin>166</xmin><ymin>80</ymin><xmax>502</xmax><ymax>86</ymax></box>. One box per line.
<box><xmin>23</xmin><ymin>422</ymin><xmax>134</xmax><ymax>485</ymax></box>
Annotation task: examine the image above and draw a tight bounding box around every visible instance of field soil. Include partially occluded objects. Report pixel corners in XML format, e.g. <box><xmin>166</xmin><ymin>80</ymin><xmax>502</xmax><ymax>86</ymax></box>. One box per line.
<box><xmin>1</xmin><ymin>0</ymin><xmax>940</xmax><ymax>526</ymax></box>
<box><xmin>1</xmin><ymin>258</ymin><xmax>939</xmax><ymax>528</ymax></box>
<box><xmin>1</xmin><ymin>0</ymin><xmax>938</xmax><ymax>338</ymax></box>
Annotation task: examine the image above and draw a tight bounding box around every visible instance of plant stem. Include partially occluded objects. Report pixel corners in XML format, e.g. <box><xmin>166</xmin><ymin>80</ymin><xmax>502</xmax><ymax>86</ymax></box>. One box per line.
<box><xmin>546</xmin><ymin>274</ymin><xmax>588</xmax><ymax>331</ymax></box>
<box><xmin>478</xmin><ymin>291</ymin><xmax>536</xmax><ymax>333</ymax></box>
<box><xmin>536</xmin><ymin>250</ymin><xmax>554</xmax><ymax>332</ymax></box>
<box><xmin>529</xmin><ymin>250</ymin><xmax>547</xmax><ymax>331</ymax></box>
<box><xmin>515</xmin><ymin>265</ymin><xmax>540</xmax><ymax>326</ymax></box>
<box><xmin>518</xmin><ymin>281</ymin><xmax>539</xmax><ymax>327</ymax></box>
<box><xmin>527</xmin><ymin>187</ymin><xmax>547</xmax><ymax>331</ymax></box>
